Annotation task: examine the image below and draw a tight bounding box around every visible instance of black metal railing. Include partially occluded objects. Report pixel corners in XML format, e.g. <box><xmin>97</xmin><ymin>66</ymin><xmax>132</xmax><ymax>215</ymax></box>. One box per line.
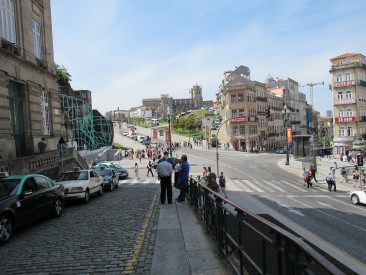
<box><xmin>187</xmin><ymin>177</ymin><xmax>345</xmax><ymax>275</ymax></box>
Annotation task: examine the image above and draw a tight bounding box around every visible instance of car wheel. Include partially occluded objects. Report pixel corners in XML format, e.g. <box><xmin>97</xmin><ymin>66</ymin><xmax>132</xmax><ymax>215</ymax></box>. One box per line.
<box><xmin>52</xmin><ymin>198</ymin><xmax>63</xmax><ymax>217</ymax></box>
<box><xmin>0</xmin><ymin>214</ymin><xmax>13</xmax><ymax>245</ymax></box>
<box><xmin>110</xmin><ymin>183</ymin><xmax>114</xmax><ymax>192</ymax></box>
<box><xmin>351</xmin><ymin>194</ymin><xmax>360</xmax><ymax>205</ymax></box>
<box><xmin>98</xmin><ymin>185</ymin><xmax>103</xmax><ymax>196</ymax></box>
<box><xmin>83</xmin><ymin>190</ymin><xmax>90</xmax><ymax>204</ymax></box>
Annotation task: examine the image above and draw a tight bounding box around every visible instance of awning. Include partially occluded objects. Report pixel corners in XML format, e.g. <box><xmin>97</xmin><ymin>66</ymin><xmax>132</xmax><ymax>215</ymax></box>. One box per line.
<box><xmin>231</xmin><ymin>117</ymin><xmax>246</xmax><ymax>122</ymax></box>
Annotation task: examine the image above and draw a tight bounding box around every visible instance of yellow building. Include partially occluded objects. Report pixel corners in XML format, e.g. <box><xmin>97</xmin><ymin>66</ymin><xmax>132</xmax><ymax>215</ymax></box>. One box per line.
<box><xmin>330</xmin><ymin>53</ymin><xmax>366</xmax><ymax>155</ymax></box>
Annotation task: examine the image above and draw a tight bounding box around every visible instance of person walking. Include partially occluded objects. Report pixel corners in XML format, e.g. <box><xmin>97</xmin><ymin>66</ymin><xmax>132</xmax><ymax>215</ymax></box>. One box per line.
<box><xmin>325</xmin><ymin>171</ymin><xmax>336</xmax><ymax>192</ymax></box>
<box><xmin>177</xmin><ymin>154</ymin><xmax>190</xmax><ymax>202</ymax></box>
<box><xmin>302</xmin><ymin>167</ymin><xmax>307</xmax><ymax>186</ymax></box>
<box><xmin>310</xmin><ymin>164</ymin><xmax>318</xmax><ymax>183</ymax></box>
<box><xmin>146</xmin><ymin>161</ymin><xmax>154</xmax><ymax>177</ymax></box>
<box><xmin>219</xmin><ymin>172</ymin><xmax>228</xmax><ymax>198</ymax></box>
<box><xmin>340</xmin><ymin>167</ymin><xmax>348</xmax><ymax>183</ymax></box>
<box><xmin>305</xmin><ymin>170</ymin><xmax>312</xmax><ymax>188</ymax></box>
<box><xmin>134</xmin><ymin>163</ymin><xmax>140</xmax><ymax>180</ymax></box>
<box><xmin>156</xmin><ymin>155</ymin><xmax>173</xmax><ymax>204</ymax></box>
<box><xmin>38</xmin><ymin>137</ymin><xmax>47</xmax><ymax>154</ymax></box>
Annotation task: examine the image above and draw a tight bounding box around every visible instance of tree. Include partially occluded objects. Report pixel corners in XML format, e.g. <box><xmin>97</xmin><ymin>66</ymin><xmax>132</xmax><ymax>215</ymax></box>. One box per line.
<box><xmin>55</xmin><ymin>64</ymin><xmax>72</xmax><ymax>87</ymax></box>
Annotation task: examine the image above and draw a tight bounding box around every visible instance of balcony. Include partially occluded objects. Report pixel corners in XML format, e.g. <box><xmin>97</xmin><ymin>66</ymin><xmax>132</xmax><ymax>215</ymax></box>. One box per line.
<box><xmin>330</xmin><ymin>62</ymin><xmax>366</xmax><ymax>72</ymax></box>
<box><xmin>333</xmin><ymin>80</ymin><xmax>355</xmax><ymax>87</ymax></box>
<box><xmin>0</xmin><ymin>38</ymin><xmax>20</xmax><ymax>56</ymax></box>
<box><xmin>334</xmin><ymin>98</ymin><xmax>356</xmax><ymax>105</ymax></box>
<box><xmin>334</xmin><ymin>116</ymin><xmax>356</xmax><ymax>123</ymax></box>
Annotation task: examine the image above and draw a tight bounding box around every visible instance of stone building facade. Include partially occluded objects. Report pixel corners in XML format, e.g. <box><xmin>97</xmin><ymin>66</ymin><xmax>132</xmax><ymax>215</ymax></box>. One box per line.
<box><xmin>0</xmin><ymin>0</ymin><xmax>61</xmax><ymax>159</ymax></box>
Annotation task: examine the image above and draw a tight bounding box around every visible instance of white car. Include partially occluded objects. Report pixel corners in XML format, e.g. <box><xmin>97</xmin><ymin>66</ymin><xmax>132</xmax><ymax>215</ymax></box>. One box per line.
<box><xmin>350</xmin><ymin>190</ymin><xmax>366</xmax><ymax>205</ymax></box>
<box><xmin>57</xmin><ymin>169</ymin><xmax>104</xmax><ymax>203</ymax></box>
<box><xmin>137</xmin><ymin>135</ymin><xmax>146</xmax><ymax>143</ymax></box>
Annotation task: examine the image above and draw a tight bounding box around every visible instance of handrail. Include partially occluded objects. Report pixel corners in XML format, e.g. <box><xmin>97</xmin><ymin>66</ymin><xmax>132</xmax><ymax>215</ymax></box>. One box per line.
<box><xmin>187</xmin><ymin>177</ymin><xmax>346</xmax><ymax>275</ymax></box>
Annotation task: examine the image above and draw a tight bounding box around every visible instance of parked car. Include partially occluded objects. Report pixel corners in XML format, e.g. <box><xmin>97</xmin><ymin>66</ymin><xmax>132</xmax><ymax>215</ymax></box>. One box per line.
<box><xmin>142</xmin><ymin>139</ymin><xmax>151</xmax><ymax>145</ymax></box>
<box><xmin>350</xmin><ymin>190</ymin><xmax>366</xmax><ymax>205</ymax></box>
<box><xmin>119</xmin><ymin>130</ymin><xmax>128</xmax><ymax>136</ymax></box>
<box><xmin>137</xmin><ymin>135</ymin><xmax>146</xmax><ymax>143</ymax></box>
<box><xmin>276</xmin><ymin>147</ymin><xmax>287</xmax><ymax>154</ymax></box>
<box><xmin>57</xmin><ymin>169</ymin><xmax>104</xmax><ymax>203</ymax></box>
<box><xmin>94</xmin><ymin>162</ymin><xmax>128</xmax><ymax>179</ymax></box>
<box><xmin>93</xmin><ymin>167</ymin><xmax>119</xmax><ymax>191</ymax></box>
<box><xmin>0</xmin><ymin>172</ymin><xmax>65</xmax><ymax>245</ymax></box>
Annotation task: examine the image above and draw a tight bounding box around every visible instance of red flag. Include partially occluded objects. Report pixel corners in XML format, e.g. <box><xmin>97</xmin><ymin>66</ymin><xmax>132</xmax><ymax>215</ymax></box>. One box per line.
<box><xmin>165</xmin><ymin>128</ymin><xmax>170</xmax><ymax>142</ymax></box>
<box><xmin>286</xmin><ymin>127</ymin><xmax>292</xmax><ymax>143</ymax></box>
<box><xmin>153</xmin><ymin>129</ymin><xmax>157</xmax><ymax>139</ymax></box>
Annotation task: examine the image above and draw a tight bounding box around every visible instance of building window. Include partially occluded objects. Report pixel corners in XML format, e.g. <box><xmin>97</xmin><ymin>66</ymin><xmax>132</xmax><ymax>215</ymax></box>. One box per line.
<box><xmin>231</xmin><ymin>109</ymin><xmax>238</xmax><ymax>118</ymax></box>
<box><xmin>237</xmin><ymin>94</ymin><xmax>244</xmax><ymax>102</ymax></box>
<box><xmin>32</xmin><ymin>19</ymin><xmax>42</xmax><ymax>59</ymax></box>
<box><xmin>346</xmin><ymin>91</ymin><xmax>352</xmax><ymax>99</ymax></box>
<box><xmin>346</xmin><ymin>108</ymin><xmax>353</xmax><ymax>117</ymax></box>
<box><xmin>238</xmin><ymin>109</ymin><xmax>244</xmax><ymax>117</ymax></box>
<box><xmin>347</xmin><ymin>127</ymin><xmax>353</xmax><ymax>136</ymax></box>
<box><xmin>0</xmin><ymin>0</ymin><xmax>16</xmax><ymax>43</ymax></box>
<box><xmin>337</xmin><ymin>92</ymin><xmax>343</xmax><ymax>99</ymax></box>
<box><xmin>336</xmin><ymin>74</ymin><xmax>342</xmax><ymax>82</ymax></box>
<box><xmin>231</xmin><ymin>94</ymin><xmax>237</xmax><ymax>103</ymax></box>
<box><xmin>232</xmin><ymin>126</ymin><xmax>238</xmax><ymax>135</ymax></box>
<box><xmin>338</xmin><ymin>109</ymin><xmax>344</xmax><ymax>117</ymax></box>
<box><xmin>338</xmin><ymin>127</ymin><xmax>344</xmax><ymax>137</ymax></box>
<box><xmin>239</xmin><ymin>125</ymin><xmax>245</xmax><ymax>134</ymax></box>
<box><xmin>41</xmin><ymin>91</ymin><xmax>50</xmax><ymax>134</ymax></box>
<box><xmin>346</xmin><ymin>73</ymin><xmax>351</xmax><ymax>81</ymax></box>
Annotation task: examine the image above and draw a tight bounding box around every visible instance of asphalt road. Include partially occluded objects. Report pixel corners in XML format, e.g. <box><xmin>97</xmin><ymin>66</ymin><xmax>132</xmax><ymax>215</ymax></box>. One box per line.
<box><xmin>176</xmin><ymin>146</ymin><xmax>366</xmax><ymax>269</ymax></box>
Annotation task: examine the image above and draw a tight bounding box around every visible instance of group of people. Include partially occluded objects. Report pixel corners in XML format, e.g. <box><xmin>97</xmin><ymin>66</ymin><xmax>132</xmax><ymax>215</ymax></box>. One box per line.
<box><xmin>202</xmin><ymin>167</ymin><xmax>228</xmax><ymax>198</ymax></box>
<box><xmin>155</xmin><ymin>153</ymin><xmax>190</xmax><ymax>204</ymax></box>
<box><xmin>303</xmin><ymin>164</ymin><xmax>318</xmax><ymax>188</ymax></box>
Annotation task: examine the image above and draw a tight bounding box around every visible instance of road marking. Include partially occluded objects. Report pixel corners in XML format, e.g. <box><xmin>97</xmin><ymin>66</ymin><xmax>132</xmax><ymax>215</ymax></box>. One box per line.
<box><xmin>243</xmin><ymin>180</ymin><xmax>264</xmax><ymax>192</ymax></box>
<box><xmin>267</xmin><ymin>180</ymin><xmax>286</xmax><ymax>192</ymax></box>
<box><xmin>288</xmin><ymin>197</ymin><xmax>366</xmax><ymax>232</ymax></box>
<box><xmin>280</xmin><ymin>180</ymin><xmax>308</xmax><ymax>192</ymax></box>
<box><xmin>277</xmin><ymin>202</ymin><xmax>304</xmax><ymax>216</ymax></box>
<box><xmin>231</xmin><ymin>179</ymin><xmax>252</xmax><ymax>192</ymax></box>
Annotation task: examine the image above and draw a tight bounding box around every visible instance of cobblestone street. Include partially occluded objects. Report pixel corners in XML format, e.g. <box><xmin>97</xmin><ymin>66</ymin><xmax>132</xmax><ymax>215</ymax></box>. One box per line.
<box><xmin>0</xmin><ymin>183</ymin><xmax>160</xmax><ymax>275</ymax></box>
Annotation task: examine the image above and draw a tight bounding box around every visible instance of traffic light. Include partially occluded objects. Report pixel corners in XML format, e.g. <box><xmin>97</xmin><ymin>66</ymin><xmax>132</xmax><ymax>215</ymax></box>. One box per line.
<box><xmin>265</xmin><ymin>107</ymin><xmax>270</xmax><ymax>118</ymax></box>
<box><xmin>357</xmin><ymin>154</ymin><xmax>364</xmax><ymax>167</ymax></box>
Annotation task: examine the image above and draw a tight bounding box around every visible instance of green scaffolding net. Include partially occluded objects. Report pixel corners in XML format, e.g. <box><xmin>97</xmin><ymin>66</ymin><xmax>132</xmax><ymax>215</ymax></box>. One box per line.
<box><xmin>60</xmin><ymin>93</ymin><xmax>113</xmax><ymax>151</ymax></box>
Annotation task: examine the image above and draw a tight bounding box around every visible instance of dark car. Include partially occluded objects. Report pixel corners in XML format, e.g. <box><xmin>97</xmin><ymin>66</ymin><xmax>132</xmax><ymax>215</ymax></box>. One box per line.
<box><xmin>0</xmin><ymin>172</ymin><xmax>65</xmax><ymax>245</ymax></box>
<box><xmin>94</xmin><ymin>167</ymin><xmax>119</xmax><ymax>191</ymax></box>
<box><xmin>94</xmin><ymin>162</ymin><xmax>129</xmax><ymax>180</ymax></box>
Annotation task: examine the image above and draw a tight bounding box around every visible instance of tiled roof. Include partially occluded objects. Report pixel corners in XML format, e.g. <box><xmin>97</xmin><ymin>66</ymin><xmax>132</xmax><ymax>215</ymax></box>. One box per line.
<box><xmin>330</xmin><ymin>53</ymin><xmax>360</xmax><ymax>60</ymax></box>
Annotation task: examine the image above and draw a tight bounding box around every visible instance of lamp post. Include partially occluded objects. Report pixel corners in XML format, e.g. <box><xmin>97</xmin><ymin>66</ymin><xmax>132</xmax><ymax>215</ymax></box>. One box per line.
<box><xmin>215</xmin><ymin>116</ymin><xmax>243</xmax><ymax>176</ymax></box>
<box><xmin>167</xmin><ymin>107</ymin><xmax>172</xmax><ymax>157</ymax></box>
<box><xmin>282</xmin><ymin>105</ymin><xmax>290</xmax><ymax>165</ymax></box>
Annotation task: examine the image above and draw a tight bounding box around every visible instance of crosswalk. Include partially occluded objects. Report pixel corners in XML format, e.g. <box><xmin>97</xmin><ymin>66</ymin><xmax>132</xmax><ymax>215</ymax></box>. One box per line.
<box><xmin>229</xmin><ymin>179</ymin><xmax>324</xmax><ymax>193</ymax></box>
<box><xmin>119</xmin><ymin>177</ymin><xmax>325</xmax><ymax>193</ymax></box>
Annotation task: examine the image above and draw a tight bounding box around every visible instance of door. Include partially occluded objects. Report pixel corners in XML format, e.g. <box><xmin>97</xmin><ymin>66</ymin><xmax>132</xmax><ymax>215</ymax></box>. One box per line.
<box><xmin>8</xmin><ymin>81</ymin><xmax>26</xmax><ymax>157</ymax></box>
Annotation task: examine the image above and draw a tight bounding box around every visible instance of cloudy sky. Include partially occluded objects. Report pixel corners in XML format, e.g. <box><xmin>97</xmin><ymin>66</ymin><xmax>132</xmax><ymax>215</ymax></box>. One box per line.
<box><xmin>50</xmin><ymin>0</ymin><xmax>366</xmax><ymax>116</ymax></box>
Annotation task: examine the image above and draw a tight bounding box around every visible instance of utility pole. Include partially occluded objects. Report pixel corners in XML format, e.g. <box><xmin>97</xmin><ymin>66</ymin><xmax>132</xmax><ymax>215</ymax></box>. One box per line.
<box><xmin>300</xmin><ymin>81</ymin><xmax>324</xmax><ymax>107</ymax></box>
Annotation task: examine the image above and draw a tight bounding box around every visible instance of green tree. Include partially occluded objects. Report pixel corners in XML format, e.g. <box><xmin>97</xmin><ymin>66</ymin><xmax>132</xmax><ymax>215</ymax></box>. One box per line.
<box><xmin>55</xmin><ymin>64</ymin><xmax>72</xmax><ymax>86</ymax></box>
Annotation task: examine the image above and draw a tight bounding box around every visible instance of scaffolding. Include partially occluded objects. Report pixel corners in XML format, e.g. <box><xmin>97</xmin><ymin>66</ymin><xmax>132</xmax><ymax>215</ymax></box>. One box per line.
<box><xmin>60</xmin><ymin>93</ymin><xmax>113</xmax><ymax>151</ymax></box>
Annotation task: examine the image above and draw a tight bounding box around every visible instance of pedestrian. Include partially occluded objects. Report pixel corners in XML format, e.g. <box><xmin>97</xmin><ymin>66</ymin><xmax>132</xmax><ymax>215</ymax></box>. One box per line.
<box><xmin>310</xmin><ymin>164</ymin><xmax>318</xmax><ymax>183</ymax></box>
<box><xmin>305</xmin><ymin>170</ymin><xmax>312</xmax><ymax>188</ymax></box>
<box><xmin>91</xmin><ymin>158</ymin><xmax>97</xmax><ymax>166</ymax></box>
<box><xmin>352</xmin><ymin>169</ymin><xmax>359</xmax><ymax>187</ymax></box>
<box><xmin>156</xmin><ymin>155</ymin><xmax>174</xmax><ymax>204</ymax></box>
<box><xmin>38</xmin><ymin>137</ymin><xmax>47</xmax><ymax>154</ymax></box>
<box><xmin>58</xmin><ymin>137</ymin><xmax>66</xmax><ymax>154</ymax></box>
<box><xmin>202</xmin><ymin>166</ymin><xmax>209</xmax><ymax>182</ymax></box>
<box><xmin>340</xmin><ymin>167</ymin><xmax>348</xmax><ymax>183</ymax></box>
<box><xmin>325</xmin><ymin>171</ymin><xmax>336</xmax><ymax>192</ymax></box>
<box><xmin>134</xmin><ymin>163</ymin><xmax>140</xmax><ymax>180</ymax></box>
<box><xmin>174</xmin><ymin>160</ymin><xmax>181</xmax><ymax>186</ymax></box>
<box><xmin>302</xmin><ymin>167</ymin><xmax>307</xmax><ymax>186</ymax></box>
<box><xmin>219</xmin><ymin>172</ymin><xmax>228</xmax><ymax>198</ymax></box>
<box><xmin>177</xmin><ymin>154</ymin><xmax>190</xmax><ymax>202</ymax></box>
<box><xmin>361</xmin><ymin>169</ymin><xmax>366</xmax><ymax>189</ymax></box>
<box><xmin>147</xmin><ymin>161</ymin><xmax>154</xmax><ymax>177</ymax></box>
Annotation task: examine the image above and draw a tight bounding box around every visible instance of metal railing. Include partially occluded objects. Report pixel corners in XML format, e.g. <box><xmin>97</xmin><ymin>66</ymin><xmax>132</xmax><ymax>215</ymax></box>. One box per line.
<box><xmin>187</xmin><ymin>177</ymin><xmax>345</xmax><ymax>275</ymax></box>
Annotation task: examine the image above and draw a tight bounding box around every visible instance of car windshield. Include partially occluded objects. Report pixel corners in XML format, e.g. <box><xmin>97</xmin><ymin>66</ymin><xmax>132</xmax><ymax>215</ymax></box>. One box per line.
<box><xmin>0</xmin><ymin>179</ymin><xmax>21</xmax><ymax>198</ymax></box>
<box><xmin>95</xmin><ymin>169</ymin><xmax>112</xmax><ymax>177</ymax></box>
<box><xmin>58</xmin><ymin>171</ymin><xmax>88</xmax><ymax>181</ymax></box>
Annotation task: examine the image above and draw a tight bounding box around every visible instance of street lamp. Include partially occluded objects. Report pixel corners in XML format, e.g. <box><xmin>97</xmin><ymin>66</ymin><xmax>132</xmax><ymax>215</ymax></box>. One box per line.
<box><xmin>167</xmin><ymin>107</ymin><xmax>172</xmax><ymax>157</ymax></box>
<box><xmin>282</xmin><ymin>105</ymin><xmax>290</xmax><ymax>165</ymax></box>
